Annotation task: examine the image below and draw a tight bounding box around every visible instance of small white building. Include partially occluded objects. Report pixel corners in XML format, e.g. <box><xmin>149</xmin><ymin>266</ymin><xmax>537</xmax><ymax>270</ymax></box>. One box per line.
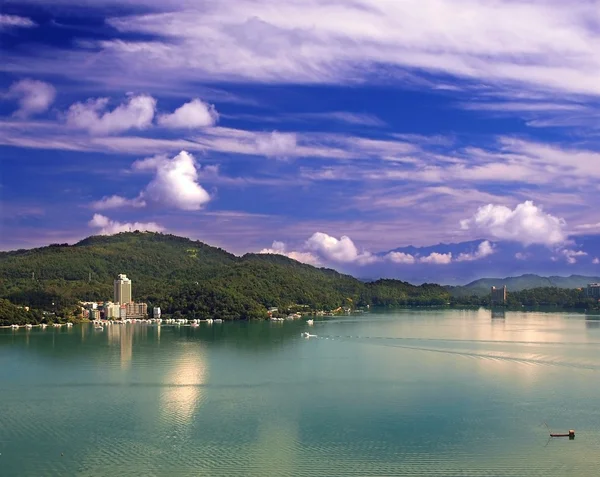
<box><xmin>153</xmin><ymin>307</ymin><xmax>161</xmax><ymax>318</ymax></box>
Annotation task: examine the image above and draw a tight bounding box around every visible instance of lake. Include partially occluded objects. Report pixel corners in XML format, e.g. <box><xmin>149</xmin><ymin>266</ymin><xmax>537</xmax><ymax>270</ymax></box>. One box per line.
<box><xmin>1</xmin><ymin>309</ymin><xmax>600</xmax><ymax>476</ymax></box>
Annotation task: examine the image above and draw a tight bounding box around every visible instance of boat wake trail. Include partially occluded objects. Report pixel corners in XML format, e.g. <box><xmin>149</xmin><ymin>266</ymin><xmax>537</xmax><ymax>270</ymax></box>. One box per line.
<box><xmin>317</xmin><ymin>335</ymin><xmax>600</xmax><ymax>371</ymax></box>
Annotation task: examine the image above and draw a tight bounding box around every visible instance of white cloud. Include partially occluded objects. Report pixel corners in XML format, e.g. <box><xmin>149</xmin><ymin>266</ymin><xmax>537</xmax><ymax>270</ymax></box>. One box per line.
<box><xmin>140</xmin><ymin>150</ymin><xmax>211</xmax><ymax>210</ymax></box>
<box><xmin>0</xmin><ymin>14</ymin><xmax>36</xmax><ymax>29</ymax></box>
<box><xmin>386</xmin><ymin>252</ymin><xmax>416</xmax><ymax>264</ymax></box>
<box><xmin>460</xmin><ymin>201</ymin><xmax>567</xmax><ymax>246</ymax></box>
<box><xmin>593</xmin><ymin>258</ymin><xmax>600</xmax><ymax>265</ymax></box>
<box><xmin>65</xmin><ymin>94</ymin><xmax>156</xmax><ymax>135</ymax></box>
<box><xmin>6</xmin><ymin>79</ymin><xmax>56</xmax><ymax>118</ymax></box>
<box><xmin>558</xmin><ymin>249</ymin><xmax>587</xmax><ymax>265</ymax></box>
<box><xmin>419</xmin><ymin>252</ymin><xmax>453</xmax><ymax>265</ymax></box>
<box><xmin>157</xmin><ymin>98</ymin><xmax>219</xmax><ymax>128</ymax></box>
<box><xmin>576</xmin><ymin>222</ymin><xmax>600</xmax><ymax>231</ymax></box>
<box><xmin>255</xmin><ymin>131</ymin><xmax>298</xmax><ymax>159</ymax></box>
<box><xmin>259</xmin><ymin>240</ymin><xmax>321</xmax><ymax>266</ymax></box>
<box><xmin>260</xmin><ymin>232</ymin><xmax>377</xmax><ymax>266</ymax></box>
<box><xmin>515</xmin><ymin>252</ymin><xmax>529</xmax><ymax>261</ymax></box>
<box><xmin>456</xmin><ymin>240</ymin><xmax>495</xmax><ymax>262</ymax></box>
<box><xmin>25</xmin><ymin>0</ymin><xmax>591</xmax><ymax>101</ymax></box>
<box><xmin>91</xmin><ymin>195</ymin><xmax>146</xmax><ymax>210</ymax></box>
<box><xmin>88</xmin><ymin>213</ymin><xmax>164</xmax><ymax>235</ymax></box>
<box><xmin>91</xmin><ymin>151</ymin><xmax>210</xmax><ymax>211</ymax></box>
<box><xmin>305</xmin><ymin>232</ymin><xmax>369</xmax><ymax>263</ymax></box>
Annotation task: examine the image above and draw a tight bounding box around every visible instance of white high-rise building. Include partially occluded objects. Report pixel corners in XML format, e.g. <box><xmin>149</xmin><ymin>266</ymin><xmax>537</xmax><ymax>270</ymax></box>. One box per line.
<box><xmin>114</xmin><ymin>274</ymin><xmax>132</xmax><ymax>305</ymax></box>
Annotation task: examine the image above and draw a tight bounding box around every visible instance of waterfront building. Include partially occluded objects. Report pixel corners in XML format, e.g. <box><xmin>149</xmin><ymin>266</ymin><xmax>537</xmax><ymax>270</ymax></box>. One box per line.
<box><xmin>153</xmin><ymin>307</ymin><xmax>161</xmax><ymax>318</ymax></box>
<box><xmin>126</xmin><ymin>302</ymin><xmax>148</xmax><ymax>319</ymax></box>
<box><xmin>491</xmin><ymin>286</ymin><xmax>507</xmax><ymax>305</ymax></box>
<box><xmin>114</xmin><ymin>274</ymin><xmax>132</xmax><ymax>305</ymax></box>
<box><xmin>89</xmin><ymin>309</ymin><xmax>101</xmax><ymax>320</ymax></box>
<box><xmin>103</xmin><ymin>302</ymin><xmax>121</xmax><ymax>319</ymax></box>
<box><xmin>586</xmin><ymin>283</ymin><xmax>600</xmax><ymax>299</ymax></box>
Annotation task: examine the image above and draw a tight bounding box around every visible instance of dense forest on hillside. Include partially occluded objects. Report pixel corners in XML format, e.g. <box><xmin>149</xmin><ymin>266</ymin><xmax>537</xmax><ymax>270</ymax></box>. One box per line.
<box><xmin>0</xmin><ymin>232</ymin><xmax>451</xmax><ymax>323</ymax></box>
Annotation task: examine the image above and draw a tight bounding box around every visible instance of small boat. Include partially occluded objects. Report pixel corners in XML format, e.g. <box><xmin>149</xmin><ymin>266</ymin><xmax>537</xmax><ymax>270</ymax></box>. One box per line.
<box><xmin>25</xmin><ymin>324</ymin><xmax>33</xmax><ymax>329</ymax></box>
<box><xmin>301</xmin><ymin>332</ymin><xmax>317</xmax><ymax>338</ymax></box>
<box><xmin>214</xmin><ymin>319</ymin><xmax>223</xmax><ymax>323</ymax></box>
<box><xmin>11</xmin><ymin>324</ymin><xmax>19</xmax><ymax>329</ymax></box>
<box><xmin>41</xmin><ymin>324</ymin><xmax>47</xmax><ymax>329</ymax></box>
<box><xmin>551</xmin><ymin>430</ymin><xmax>575</xmax><ymax>439</ymax></box>
<box><xmin>545</xmin><ymin>423</ymin><xmax>575</xmax><ymax>439</ymax></box>
<box><xmin>306</xmin><ymin>319</ymin><xmax>314</xmax><ymax>325</ymax></box>
<box><xmin>66</xmin><ymin>323</ymin><xmax>73</xmax><ymax>327</ymax></box>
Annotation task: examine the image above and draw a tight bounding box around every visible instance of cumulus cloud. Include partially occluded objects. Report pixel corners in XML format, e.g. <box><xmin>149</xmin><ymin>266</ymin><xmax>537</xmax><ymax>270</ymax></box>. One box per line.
<box><xmin>6</xmin><ymin>79</ymin><xmax>56</xmax><ymax>118</ymax></box>
<box><xmin>88</xmin><ymin>214</ymin><xmax>164</xmax><ymax>235</ymax></box>
<box><xmin>0</xmin><ymin>14</ymin><xmax>36</xmax><ymax>29</ymax></box>
<box><xmin>90</xmin><ymin>151</ymin><xmax>210</xmax><ymax>211</ymax></box>
<box><xmin>259</xmin><ymin>240</ymin><xmax>321</xmax><ymax>266</ymax></box>
<box><xmin>386</xmin><ymin>252</ymin><xmax>416</xmax><ymax>264</ymax></box>
<box><xmin>460</xmin><ymin>201</ymin><xmax>567</xmax><ymax>246</ymax></box>
<box><xmin>558</xmin><ymin>249</ymin><xmax>587</xmax><ymax>265</ymax></box>
<box><xmin>419</xmin><ymin>252</ymin><xmax>453</xmax><ymax>265</ymax></box>
<box><xmin>259</xmin><ymin>232</ymin><xmax>377</xmax><ymax>266</ymax></box>
<box><xmin>157</xmin><ymin>98</ymin><xmax>219</xmax><ymax>128</ymax></box>
<box><xmin>139</xmin><ymin>151</ymin><xmax>211</xmax><ymax>210</ymax></box>
<box><xmin>91</xmin><ymin>195</ymin><xmax>146</xmax><ymax>210</ymax></box>
<box><xmin>456</xmin><ymin>241</ymin><xmax>495</xmax><ymax>262</ymax></box>
<box><xmin>65</xmin><ymin>94</ymin><xmax>156</xmax><ymax>135</ymax></box>
<box><xmin>305</xmin><ymin>232</ymin><xmax>378</xmax><ymax>264</ymax></box>
<box><xmin>255</xmin><ymin>131</ymin><xmax>297</xmax><ymax>159</ymax></box>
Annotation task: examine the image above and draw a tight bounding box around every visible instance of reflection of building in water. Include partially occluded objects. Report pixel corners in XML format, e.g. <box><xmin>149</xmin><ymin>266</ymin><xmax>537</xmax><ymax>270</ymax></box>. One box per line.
<box><xmin>491</xmin><ymin>309</ymin><xmax>506</xmax><ymax>319</ymax></box>
<box><xmin>105</xmin><ymin>324</ymin><xmax>134</xmax><ymax>369</ymax></box>
<box><xmin>120</xmin><ymin>325</ymin><xmax>133</xmax><ymax>369</ymax></box>
<box><xmin>491</xmin><ymin>286</ymin><xmax>507</xmax><ymax>305</ymax></box>
<box><xmin>586</xmin><ymin>283</ymin><xmax>600</xmax><ymax>299</ymax></box>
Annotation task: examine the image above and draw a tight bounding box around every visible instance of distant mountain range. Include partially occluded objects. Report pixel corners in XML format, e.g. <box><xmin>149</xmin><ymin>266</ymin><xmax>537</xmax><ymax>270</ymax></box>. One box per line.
<box><xmin>349</xmin><ymin>234</ymin><xmax>600</xmax><ymax>285</ymax></box>
<box><xmin>448</xmin><ymin>274</ymin><xmax>600</xmax><ymax>297</ymax></box>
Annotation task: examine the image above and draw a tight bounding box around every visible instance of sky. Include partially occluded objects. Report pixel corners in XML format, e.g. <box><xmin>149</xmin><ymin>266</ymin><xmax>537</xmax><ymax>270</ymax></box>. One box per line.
<box><xmin>1</xmin><ymin>0</ymin><xmax>600</xmax><ymax>281</ymax></box>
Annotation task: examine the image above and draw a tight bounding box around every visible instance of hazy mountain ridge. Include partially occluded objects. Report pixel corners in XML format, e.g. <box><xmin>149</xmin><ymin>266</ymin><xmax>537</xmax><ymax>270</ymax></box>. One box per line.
<box><xmin>449</xmin><ymin>274</ymin><xmax>600</xmax><ymax>297</ymax></box>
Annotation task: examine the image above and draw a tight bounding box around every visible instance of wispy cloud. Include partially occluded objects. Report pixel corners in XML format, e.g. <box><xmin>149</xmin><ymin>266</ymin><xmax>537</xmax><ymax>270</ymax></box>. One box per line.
<box><xmin>4</xmin><ymin>79</ymin><xmax>56</xmax><ymax>118</ymax></box>
<box><xmin>0</xmin><ymin>14</ymin><xmax>37</xmax><ymax>29</ymax></box>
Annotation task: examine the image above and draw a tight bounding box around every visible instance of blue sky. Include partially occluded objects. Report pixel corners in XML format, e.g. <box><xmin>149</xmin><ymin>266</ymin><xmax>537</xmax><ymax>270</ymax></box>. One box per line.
<box><xmin>1</xmin><ymin>0</ymin><xmax>600</xmax><ymax>279</ymax></box>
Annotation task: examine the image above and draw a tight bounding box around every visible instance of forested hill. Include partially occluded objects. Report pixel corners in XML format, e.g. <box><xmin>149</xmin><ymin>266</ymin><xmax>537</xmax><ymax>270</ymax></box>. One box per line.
<box><xmin>0</xmin><ymin>232</ymin><xmax>450</xmax><ymax>322</ymax></box>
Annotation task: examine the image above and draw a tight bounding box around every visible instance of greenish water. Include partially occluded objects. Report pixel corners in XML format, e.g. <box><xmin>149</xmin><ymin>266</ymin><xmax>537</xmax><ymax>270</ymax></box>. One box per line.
<box><xmin>1</xmin><ymin>309</ymin><xmax>600</xmax><ymax>476</ymax></box>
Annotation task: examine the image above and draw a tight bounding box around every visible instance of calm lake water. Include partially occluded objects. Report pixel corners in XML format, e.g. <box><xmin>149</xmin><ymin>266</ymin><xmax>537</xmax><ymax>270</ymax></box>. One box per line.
<box><xmin>1</xmin><ymin>309</ymin><xmax>600</xmax><ymax>476</ymax></box>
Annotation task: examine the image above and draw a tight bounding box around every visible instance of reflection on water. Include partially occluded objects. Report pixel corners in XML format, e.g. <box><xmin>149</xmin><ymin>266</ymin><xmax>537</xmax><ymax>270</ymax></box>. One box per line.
<box><xmin>1</xmin><ymin>312</ymin><xmax>600</xmax><ymax>476</ymax></box>
<box><xmin>491</xmin><ymin>309</ymin><xmax>506</xmax><ymax>319</ymax></box>
<box><xmin>160</xmin><ymin>341</ymin><xmax>208</xmax><ymax>425</ymax></box>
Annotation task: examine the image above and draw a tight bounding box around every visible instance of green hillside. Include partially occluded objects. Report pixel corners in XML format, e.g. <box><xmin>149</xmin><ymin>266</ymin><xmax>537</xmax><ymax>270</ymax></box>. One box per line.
<box><xmin>0</xmin><ymin>232</ymin><xmax>450</xmax><ymax>323</ymax></box>
<box><xmin>449</xmin><ymin>274</ymin><xmax>600</xmax><ymax>297</ymax></box>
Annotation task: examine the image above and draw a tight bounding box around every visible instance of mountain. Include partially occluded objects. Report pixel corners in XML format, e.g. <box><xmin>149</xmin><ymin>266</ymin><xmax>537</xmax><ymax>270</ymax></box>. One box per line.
<box><xmin>352</xmin><ymin>235</ymin><xmax>600</xmax><ymax>285</ymax></box>
<box><xmin>0</xmin><ymin>232</ymin><xmax>450</xmax><ymax>323</ymax></box>
<box><xmin>449</xmin><ymin>274</ymin><xmax>600</xmax><ymax>297</ymax></box>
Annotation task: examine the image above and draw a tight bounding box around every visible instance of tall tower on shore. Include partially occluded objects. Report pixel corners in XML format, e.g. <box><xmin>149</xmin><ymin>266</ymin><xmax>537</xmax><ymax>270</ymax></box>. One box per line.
<box><xmin>114</xmin><ymin>274</ymin><xmax>132</xmax><ymax>305</ymax></box>
<box><xmin>490</xmin><ymin>285</ymin><xmax>507</xmax><ymax>306</ymax></box>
